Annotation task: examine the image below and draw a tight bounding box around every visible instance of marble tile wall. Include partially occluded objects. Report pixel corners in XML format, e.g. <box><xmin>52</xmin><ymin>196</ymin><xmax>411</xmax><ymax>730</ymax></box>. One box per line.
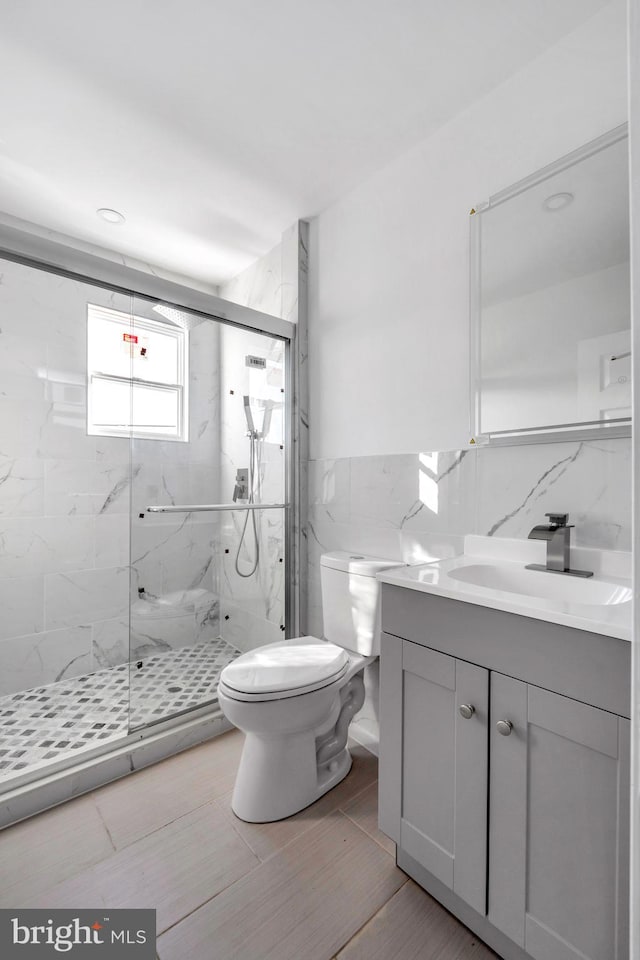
<box><xmin>216</xmin><ymin>325</ymin><xmax>286</xmax><ymax>653</ymax></box>
<box><xmin>217</xmin><ymin>223</ymin><xmax>306</xmax><ymax>650</ymax></box>
<box><xmin>0</xmin><ymin>261</ymin><xmax>223</xmax><ymax>696</ymax></box>
<box><xmin>306</xmin><ymin>436</ymin><xmax>631</xmax><ymax>754</ymax></box>
<box><xmin>128</xmin><ymin>313</ymin><xmax>222</xmax><ymax>663</ymax></box>
<box><xmin>0</xmin><ymin>259</ymin><xmax>134</xmax><ymax>695</ymax></box>
<box><xmin>306</xmin><ymin>437</ymin><xmax>631</xmax><ymax>637</ymax></box>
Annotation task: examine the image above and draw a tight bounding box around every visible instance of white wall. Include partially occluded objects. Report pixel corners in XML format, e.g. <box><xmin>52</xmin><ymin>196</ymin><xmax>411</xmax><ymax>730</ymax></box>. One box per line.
<box><xmin>308</xmin><ymin>0</ymin><xmax>628</xmax><ymax>460</ymax></box>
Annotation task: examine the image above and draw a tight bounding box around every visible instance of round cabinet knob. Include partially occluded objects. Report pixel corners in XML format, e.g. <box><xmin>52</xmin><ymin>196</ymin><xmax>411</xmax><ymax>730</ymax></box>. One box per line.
<box><xmin>459</xmin><ymin>704</ymin><xmax>475</xmax><ymax>720</ymax></box>
<box><xmin>496</xmin><ymin>720</ymin><xmax>513</xmax><ymax>737</ymax></box>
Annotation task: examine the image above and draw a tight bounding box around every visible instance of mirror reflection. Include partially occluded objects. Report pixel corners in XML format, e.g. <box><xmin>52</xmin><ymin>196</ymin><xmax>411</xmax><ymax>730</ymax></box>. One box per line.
<box><xmin>474</xmin><ymin>127</ymin><xmax>630</xmax><ymax>439</ymax></box>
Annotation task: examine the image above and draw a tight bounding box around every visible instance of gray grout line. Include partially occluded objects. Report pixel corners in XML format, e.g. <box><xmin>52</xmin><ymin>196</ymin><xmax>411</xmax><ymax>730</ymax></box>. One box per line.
<box><xmin>339</xmin><ymin>808</ymin><xmax>395</xmax><ymax>858</ymax></box>
<box><xmin>337</xmin><ymin>777</ymin><xmax>377</xmax><ymax>814</ymax></box>
<box><xmin>331</xmin><ymin>877</ymin><xmax>411</xmax><ymax>960</ymax></box>
<box><xmin>90</xmin><ymin>795</ymin><xmax>117</xmax><ymax>853</ymax></box>
<box><xmin>155</xmin><ymin>848</ymin><xmax>263</xmax><ymax>943</ymax></box>
<box><xmin>155</xmin><ymin>808</ymin><xmax>403</xmax><ymax>956</ymax></box>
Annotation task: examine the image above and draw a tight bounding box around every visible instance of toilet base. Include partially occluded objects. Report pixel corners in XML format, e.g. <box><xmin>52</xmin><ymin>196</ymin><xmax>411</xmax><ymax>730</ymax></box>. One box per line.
<box><xmin>230</xmin><ymin>731</ymin><xmax>353</xmax><ymax>823</ymax></box>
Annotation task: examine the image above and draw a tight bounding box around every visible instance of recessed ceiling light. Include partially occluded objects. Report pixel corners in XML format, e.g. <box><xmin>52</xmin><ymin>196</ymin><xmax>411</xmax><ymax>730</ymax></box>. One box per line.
<box><xmin>542</xmin><ymin>192</ymin><xmax>574</xmax><ymax>212</ymax></box>
<box><xmin>97</xmin><ymin>207</ymin><xmax>125</xmax><ymax>224</ymax></box>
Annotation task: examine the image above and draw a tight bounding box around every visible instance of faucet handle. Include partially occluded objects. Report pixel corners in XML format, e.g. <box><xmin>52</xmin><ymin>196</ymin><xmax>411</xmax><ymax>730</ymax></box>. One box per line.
<box><xmin>545</xmin><ymin>512</ymin><xmax>572</xmax><ymax>528</ymax></box>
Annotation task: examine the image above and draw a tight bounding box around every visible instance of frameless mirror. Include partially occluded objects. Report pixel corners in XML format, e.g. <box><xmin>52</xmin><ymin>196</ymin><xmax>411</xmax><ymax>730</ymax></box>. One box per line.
<box><xmin>470</xmin><ymin>125</ymin><xmax>630</xmax><ymax>443</ymax></box>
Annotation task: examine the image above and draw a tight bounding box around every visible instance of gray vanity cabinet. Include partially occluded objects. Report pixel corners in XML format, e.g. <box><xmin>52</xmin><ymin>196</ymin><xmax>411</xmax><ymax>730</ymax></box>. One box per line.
<box><xmin>379</xmin><ymin>637</ymin><xmax>488</xmax><ymax>914</ymax></box>
<box><xmin>378</xmin><ymin>585</ymin><xmax>631</xmax><ymax>960</ymax></box>
<box><xmin>489</xmin><ymin>671</ymin><xmax>630</xmax><ymax>960</ymax></box>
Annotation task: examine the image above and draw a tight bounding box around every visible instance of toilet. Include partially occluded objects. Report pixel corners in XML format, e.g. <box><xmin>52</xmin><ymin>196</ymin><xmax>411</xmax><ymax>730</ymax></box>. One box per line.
<box><xmin>217</xmin><ymin>551</ymin><xmax>404</xmax><ymax>822</ymax></box>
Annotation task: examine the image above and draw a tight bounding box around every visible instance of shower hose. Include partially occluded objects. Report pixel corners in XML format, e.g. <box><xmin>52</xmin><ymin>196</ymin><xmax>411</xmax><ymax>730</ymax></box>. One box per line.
<box><xmin>234</xmin><ymin>430</ymin><xmax>260</xmax><ymax>578</ymax></box>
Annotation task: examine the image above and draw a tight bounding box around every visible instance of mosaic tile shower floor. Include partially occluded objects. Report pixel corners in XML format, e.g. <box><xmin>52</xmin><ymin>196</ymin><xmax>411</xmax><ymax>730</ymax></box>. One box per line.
<box><xmin>0</xmin><ymin>638</ymin><xmax>240</xmax><ymax>784</ymax></box>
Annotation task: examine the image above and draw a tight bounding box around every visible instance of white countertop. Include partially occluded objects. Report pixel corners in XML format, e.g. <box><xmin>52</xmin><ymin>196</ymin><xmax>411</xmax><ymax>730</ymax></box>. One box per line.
<box><xmin>377</xmin><ymin>536</ymin><xmax>632</xmax><ymax>641</ymax></box>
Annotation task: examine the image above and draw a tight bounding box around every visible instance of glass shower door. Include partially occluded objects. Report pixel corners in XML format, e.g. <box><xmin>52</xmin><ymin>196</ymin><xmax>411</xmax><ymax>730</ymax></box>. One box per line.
<box><xmin>127</xmin><ymin>298</ymin><xmax>287</xmax><ymax>731</ymax></box>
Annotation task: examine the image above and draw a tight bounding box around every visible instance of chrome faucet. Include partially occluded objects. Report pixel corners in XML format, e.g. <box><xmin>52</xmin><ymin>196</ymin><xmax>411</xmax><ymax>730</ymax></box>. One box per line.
<box><xmin>526</xmin><ymin>513</ymin><xmax>593</xmax><ymax>578</ymax></box>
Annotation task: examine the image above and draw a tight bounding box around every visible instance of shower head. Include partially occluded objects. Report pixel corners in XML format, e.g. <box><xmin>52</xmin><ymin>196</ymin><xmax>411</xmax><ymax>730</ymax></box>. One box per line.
<box><xmin>243</xmin><ymin>395</ymin><xmax>256</xmax><ymax>436</ymax></box>
<box><xmin>152</xmin><ymin>303</ymin><xmax>203</xmax><ymax>330</ymax></box>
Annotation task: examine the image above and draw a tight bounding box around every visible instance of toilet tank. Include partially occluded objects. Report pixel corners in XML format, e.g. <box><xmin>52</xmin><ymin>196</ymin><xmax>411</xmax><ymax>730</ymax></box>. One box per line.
<box><xmin>320</xmin><ymin>552</ymin><xmax>405</xmax><ymax>656</ymax></box>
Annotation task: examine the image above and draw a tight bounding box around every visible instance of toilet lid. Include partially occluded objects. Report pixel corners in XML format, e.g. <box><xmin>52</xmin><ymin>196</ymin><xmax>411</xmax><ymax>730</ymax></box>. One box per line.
<box><xmin>220</xmin><ymin>638</ymin><xmax>349</xmax><ymax>695</ymax></box>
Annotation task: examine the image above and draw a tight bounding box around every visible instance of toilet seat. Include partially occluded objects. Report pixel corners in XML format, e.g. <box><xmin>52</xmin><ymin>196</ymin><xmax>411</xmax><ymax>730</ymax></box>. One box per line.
<box><xmin>219</xmin><ymin>637</ymin><xmax>349</xmax><ymax>702</ymax></box>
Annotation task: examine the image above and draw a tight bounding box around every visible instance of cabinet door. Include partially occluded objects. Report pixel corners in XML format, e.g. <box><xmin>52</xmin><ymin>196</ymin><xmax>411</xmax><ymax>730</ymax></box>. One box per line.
<box><xmin>379</xmin><ymin>635</ymin><xmax>488</xmax><ymax>914</ymax></box>
<box><xmin>489</xmin><ymin>672</ymin><xmax>630</xmax><ymax>960</ymax></box>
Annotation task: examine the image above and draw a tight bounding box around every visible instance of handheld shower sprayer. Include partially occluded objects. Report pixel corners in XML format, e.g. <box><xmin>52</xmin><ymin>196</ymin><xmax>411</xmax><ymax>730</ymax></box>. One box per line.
<box><xmin>235</xmin><ymin>395</ymin><xmax>261</xmax><ymax>578</ymax></box>
<box><xmin>243</xmin><ymin>395</ymin><xmax>257</xmax><ymax>437</ymax></box>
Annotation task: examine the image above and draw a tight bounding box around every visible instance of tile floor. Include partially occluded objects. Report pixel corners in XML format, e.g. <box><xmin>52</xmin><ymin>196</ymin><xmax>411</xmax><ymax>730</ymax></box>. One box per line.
<box><xmin>0</xmin><ymin>729</ymin><xmax>498</xmax><ymax>960</ymax></box>
<box><xmin>0</xmin><ymin>639</ymin><xmax>240</xmax><ymax>784</ymax></box>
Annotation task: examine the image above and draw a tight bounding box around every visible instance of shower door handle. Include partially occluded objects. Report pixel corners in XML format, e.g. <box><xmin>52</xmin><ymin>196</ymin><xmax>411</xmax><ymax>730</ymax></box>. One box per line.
<box><xmin>146</xmin><ymin>503</ymin><xmax>288</xmax><ymax>513</ymax></box>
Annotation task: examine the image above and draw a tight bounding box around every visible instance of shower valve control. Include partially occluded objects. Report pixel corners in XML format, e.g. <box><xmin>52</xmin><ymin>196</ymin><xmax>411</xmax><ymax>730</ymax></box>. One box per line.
<box><xmin>233</xmin><ymin>468</ymin><xmax>249</xmax><ymax>502</ymax></box>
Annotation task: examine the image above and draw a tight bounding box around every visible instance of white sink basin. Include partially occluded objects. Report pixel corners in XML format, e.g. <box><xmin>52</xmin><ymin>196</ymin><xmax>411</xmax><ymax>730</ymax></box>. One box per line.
<box><xmin>375</xmin><ymin>536</ymin><xmax>632</xmax><ymax>640</ymax></box>
<box><xmin>448</xmin><ymin>563</ymin><xmax>632</xmax><ymax>606</ymax></box>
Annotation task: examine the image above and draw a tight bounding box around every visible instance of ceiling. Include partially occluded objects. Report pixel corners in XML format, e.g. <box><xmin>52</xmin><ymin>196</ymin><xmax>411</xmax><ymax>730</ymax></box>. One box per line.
<box><xmin>0</xmin><ymin>0</ymin><xmax>611</xmax><ymax>287</ymax></box>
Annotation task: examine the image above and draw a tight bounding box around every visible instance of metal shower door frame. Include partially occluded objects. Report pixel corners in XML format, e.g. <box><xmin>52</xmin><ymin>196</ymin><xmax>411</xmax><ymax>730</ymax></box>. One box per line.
<box><xmin>0</xmin><ymin>222</ymin><xmax>299</xmax><ymax>642</ymax></box>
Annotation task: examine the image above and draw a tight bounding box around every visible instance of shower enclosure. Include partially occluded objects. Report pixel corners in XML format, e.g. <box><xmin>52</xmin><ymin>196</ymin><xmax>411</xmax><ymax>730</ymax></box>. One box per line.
<box><xmin>0</xmin><ymin>243</ymin><xmax>293</xmax><ymax>803</ymax></box>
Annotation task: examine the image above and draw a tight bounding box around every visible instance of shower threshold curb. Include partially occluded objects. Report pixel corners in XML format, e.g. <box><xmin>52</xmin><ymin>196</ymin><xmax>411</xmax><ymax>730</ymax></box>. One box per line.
<box><xmin>0</xmin><ymin>705</ymin><xmax>232</xmax><ymax>829</ymax></box>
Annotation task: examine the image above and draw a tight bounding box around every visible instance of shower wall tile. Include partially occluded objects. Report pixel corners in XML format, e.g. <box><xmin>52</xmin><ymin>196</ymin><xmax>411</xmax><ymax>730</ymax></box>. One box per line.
<box><xmin>0</xmin><ymin>371</ymin><xmax>47</xmax><ymax>403</ymax></box>
<box><xmin>46</xmin><ymin>314</ymin><xmax>89</xmax><ymax>376</ymax></box>
<box><xmin>220</xmin><ymin>601</ymin><xmax>283</xmax><ymax>653</ymax></box>
<box><xmin>130</xmin><ymin>610</ymin><xmax>219</xmax><ymax>660</ymax></box>
<box><xmin>219</xmin><ymin>508</ymin><xmax>285</xmax><ymax>629</ymax></box>
<box><xmin>92</xmin><ymin>617</ymin><xmax>130</xmax><ymax>670</ymax></box>
<box><xmin>160</xmin><ymin>535</ymin><xmax>218</xmax><ymax>594</ymax></box>
<box><xmin>0</xmin><ymin>625</ymin><xmax>92</xmax><ymax>696</ymax></box>
<box><xmin>0</xmin><ymin>516</ymin><xmax>95</xmax><ymax>578</ymax></box>
<box><xmin>0</xmin><ymin>331</ymin><xmax>48</xmax><ymax>379</ymax></box>
<box><xmin>45</xmin><ymin>567</ymin><xmax>129</xmax><ymax>631</ymax></box>
<box><xmin>38</xmin><ymin>400</ymin><xmax>96</xmax><ymax>461</ymax></box>
<box><xmin>0</xmin><ymin>260</ymin><xmax>135</xmax><ymax>695</ymax></box>
<box><xmin>0</xmin><ymin>457</ymin><xmax>44</xmax><ymax>517</ymax></box>
<box><xmin>0</xmin><ymin>397</ymin><xmax>51</xmax><ymax>459</ymax></box>
<box><xmin>95</xmin><ymin>515</ymin><xmax>130</xmax><ymax>568</ymax></box>
<box><xmin>0</xmin><ymin>253</ymin><xmax>287</xmax><ymax>695</ymax></box>
<box><xmin>216</xmin><ymin>319</ymin><xmax>287</xmax><ymax>641</ymax></box>
<box><xmin>95</xmin><ymin>437</ymin><xmax>130</xmax><ymax>463</ymax></box>
<box><xmin>44</xmin><ymin>460</ymin><xmax>132</xmax><ymax>516</ymax></box>
<box><xmin>130</xmin><ymin>515</ymin><xmax>218</xmax><ymax>596</ymax></box>
<box><xmin>0</xmin><ymin>576</ymin><xmax>44</xmax><ymax>642</ymax></box>
<box><xmin>131</xmin><ymin>461</ymin><xmax>219</xmax><ymax>513</ymax></box>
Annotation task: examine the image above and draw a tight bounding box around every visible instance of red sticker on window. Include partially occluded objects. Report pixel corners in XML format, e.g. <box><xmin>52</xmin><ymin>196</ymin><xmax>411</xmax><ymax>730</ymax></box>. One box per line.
<box><xmin>123</xmin><ymin>333</ymin><xmax>138</xmax><ymax>343</ymax></box>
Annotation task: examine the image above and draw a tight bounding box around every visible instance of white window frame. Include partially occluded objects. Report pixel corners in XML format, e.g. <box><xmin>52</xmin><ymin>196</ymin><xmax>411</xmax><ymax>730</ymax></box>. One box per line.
<box><xmin>87</xmin><ymin>303</ymin><xmax>189</xmax><ymax>442</ymax></box>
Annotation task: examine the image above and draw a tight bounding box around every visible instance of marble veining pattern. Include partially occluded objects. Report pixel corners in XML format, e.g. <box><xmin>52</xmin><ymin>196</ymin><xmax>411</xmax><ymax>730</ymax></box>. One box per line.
<box><xmin>485</xmin><ymin>444</ymin><xmax>585</xmax><ymax>536</ymax></box>
<box><xmin>306</xmin><ymin>437</ymin><xmax>631</xmax><ymax>637</ymax></box>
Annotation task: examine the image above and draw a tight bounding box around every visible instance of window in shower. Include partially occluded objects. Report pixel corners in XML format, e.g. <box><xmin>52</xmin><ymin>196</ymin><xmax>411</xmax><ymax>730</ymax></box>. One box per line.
<box><xmin>87</xmin><ymin>303</ymin><xmax>189</xmax><ymax>441</ymax></box>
